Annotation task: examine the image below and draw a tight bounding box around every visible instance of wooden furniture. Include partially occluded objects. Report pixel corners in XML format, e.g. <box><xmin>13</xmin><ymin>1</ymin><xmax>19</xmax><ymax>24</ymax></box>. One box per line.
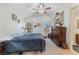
<box><xmin>61</xmin><ymin>42</ymin><xmax>68</xmax><ymax>49</ymax></box>
<box><xmin>0</xmin><ymin>42</ymin><xmax>5</xmax><ymax>55</ymax></box>
<box><xmin>49</xmin><ymin>26</ymin><xmax>67</xmax><ymax>48</ymax></box>
<box><xmin>76</xmin><ymin>34</ymin><xmax>79</xmax><ymax>44</ymax></box>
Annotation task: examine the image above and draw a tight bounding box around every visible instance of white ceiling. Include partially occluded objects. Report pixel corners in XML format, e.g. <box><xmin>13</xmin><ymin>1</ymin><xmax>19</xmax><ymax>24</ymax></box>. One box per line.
<box><xmin>8</xmin><ymin>3</ymin><xmax>70</xmax><ymax>16</ymax></box>
<box><xmin>6</xmin><ymin>3</ymin><xmax>79</xmax><ymax>20</ymax></box>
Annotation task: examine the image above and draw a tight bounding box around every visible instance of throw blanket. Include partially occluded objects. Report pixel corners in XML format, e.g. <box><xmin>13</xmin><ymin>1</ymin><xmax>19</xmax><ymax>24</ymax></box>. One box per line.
<box><xmin>4</xmin><ymin>33</ymin><xmax>46</xmax><ymax>54</ymax></box>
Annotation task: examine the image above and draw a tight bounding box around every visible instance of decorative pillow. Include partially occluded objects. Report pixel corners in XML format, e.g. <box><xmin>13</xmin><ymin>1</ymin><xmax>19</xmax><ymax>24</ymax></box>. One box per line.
<box><xmin>43</xmin><ymin>20</ymin><xmax>50</xmax><ymax>28</ymax></box>
<box><xmin>26</xmin><ymin>23</ymin><xmax>33</xmax><ymax>32</ymax></box>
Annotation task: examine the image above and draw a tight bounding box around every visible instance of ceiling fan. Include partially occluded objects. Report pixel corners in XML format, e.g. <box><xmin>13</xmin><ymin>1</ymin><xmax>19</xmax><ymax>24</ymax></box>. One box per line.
<box><xmin>32</xmin><ymin>3</ymin><xmax>52</xmax><ymax>14</ymax></box>
<box><xmin>24</xmin><ymin>3</ymin><xmax>53</xmax><ymax>20</ymax></box>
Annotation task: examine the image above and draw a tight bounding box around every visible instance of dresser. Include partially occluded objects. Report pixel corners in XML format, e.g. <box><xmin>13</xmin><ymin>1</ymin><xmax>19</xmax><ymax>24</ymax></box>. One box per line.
<box><xmin>49</xmin><ymin>26</ymin><xmax>67</xmax><ymax>49</ymax></box>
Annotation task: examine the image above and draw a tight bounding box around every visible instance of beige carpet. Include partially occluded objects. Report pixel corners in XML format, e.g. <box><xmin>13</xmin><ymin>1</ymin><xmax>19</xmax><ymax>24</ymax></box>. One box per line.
<box><xmin>23</xmin><ymin>38</ymin><xmax>77</xmax><ymax>55</ymax></box>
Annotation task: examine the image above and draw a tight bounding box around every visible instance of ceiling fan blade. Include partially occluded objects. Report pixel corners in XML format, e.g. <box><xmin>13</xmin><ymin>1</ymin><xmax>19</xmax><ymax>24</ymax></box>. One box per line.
<box><xmin>44</xmin><ymin>7</ymin><xmax>51</xmax><ymax>10</ymax></box>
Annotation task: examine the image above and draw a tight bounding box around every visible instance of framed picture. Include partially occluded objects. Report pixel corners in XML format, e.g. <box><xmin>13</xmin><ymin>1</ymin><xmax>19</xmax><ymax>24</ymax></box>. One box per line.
<box><xmin>12</xmin><ymin>13</ymin><xmax>17</xmax><ymax>21</ymax></box>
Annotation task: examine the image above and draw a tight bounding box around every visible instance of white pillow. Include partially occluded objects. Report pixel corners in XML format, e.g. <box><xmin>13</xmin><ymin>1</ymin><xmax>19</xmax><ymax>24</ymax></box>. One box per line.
<box><xmin>11</xmin><ymin>33</ymin><xmax>23</xmax><ymax>37</ymax></box>
<box><xmin>11</xmin><ymin>23</ymin><xmax>25</xmax><ymax>37</ymax></box>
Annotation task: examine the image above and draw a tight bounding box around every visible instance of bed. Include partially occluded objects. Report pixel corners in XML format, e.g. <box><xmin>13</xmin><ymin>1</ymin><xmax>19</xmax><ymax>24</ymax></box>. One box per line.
<box><xmin>4</xmin><ymin>33</ymin><xmax>46</xmax><ymax>55</ymax></box>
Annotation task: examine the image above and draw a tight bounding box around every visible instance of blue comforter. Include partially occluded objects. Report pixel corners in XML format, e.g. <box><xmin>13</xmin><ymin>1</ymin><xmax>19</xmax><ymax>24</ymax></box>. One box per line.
<box><xmin>4</xmin><ymin>33</ymin><xmax>46</xmax><ymax>54</ymax></box>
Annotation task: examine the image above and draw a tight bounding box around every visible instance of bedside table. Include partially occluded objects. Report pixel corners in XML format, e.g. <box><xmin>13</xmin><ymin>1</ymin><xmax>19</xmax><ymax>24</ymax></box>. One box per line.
<box><xmin>0</xmin><ymin>42</ymin><xmax>5</xmax><ymax>55</ymax></box>
<box><xmin>76</xmin><ymin>34</ymin><xmax>79</xmax><ymax>44</ymax></box>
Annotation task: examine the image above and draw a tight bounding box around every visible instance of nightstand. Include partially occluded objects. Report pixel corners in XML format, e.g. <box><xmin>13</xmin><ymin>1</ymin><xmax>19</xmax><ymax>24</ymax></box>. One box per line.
<box><xmin>76</xmin><ymin>34</ymin><xmax>79</xmax><ymax>45</ymax></box>
<box><xmin>0</xmin><ymin>42</ymin><xmax>5</xmax><ymax>55</ymax></box>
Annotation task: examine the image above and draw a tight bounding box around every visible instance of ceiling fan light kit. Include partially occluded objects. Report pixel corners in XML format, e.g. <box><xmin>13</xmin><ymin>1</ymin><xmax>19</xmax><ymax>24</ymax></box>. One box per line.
<box><xmin>33</xmin><ymin>3</ymin><xmax>52</xmax><ymax>14</ymax></box>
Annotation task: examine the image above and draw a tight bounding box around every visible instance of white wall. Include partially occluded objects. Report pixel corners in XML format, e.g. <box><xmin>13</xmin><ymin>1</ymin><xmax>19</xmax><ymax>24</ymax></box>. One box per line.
<box><xmin>0</xmin><ymin>4</ymin><xmax>18</xmax><ymax>39</ymax></box>
<box><xmin>69</xmin><ymin>4</ymin><xmax>79</xmax><ymax>49</ymax></box>
<box><xmin>62</xmin><ymin>3</ymin><xmax>79</xmax><ymax>49</ymax></box>
<box><xmin>0</xmin><ymin>4</ymin><xmax>10</xmax><ymax>38</ymax></box>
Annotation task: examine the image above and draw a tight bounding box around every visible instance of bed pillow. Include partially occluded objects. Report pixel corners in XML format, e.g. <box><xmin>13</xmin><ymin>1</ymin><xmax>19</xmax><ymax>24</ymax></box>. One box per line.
<box><xmin>11</xmin><ymin>32</ymin><xmax>24</xmax><ymax>37</ymax></box>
